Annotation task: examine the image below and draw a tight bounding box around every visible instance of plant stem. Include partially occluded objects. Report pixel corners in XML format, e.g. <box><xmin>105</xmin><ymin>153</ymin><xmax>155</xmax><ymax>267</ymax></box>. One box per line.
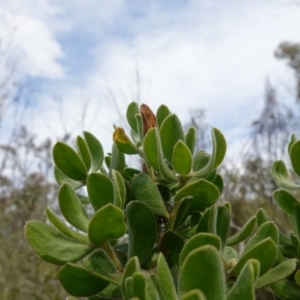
<box><xmin>167</xmin><ymin>199</ymin><xmax>182</xmax><ymax>231</ymax></box>
<box><xmin>167</xmin><ymin>176</ymin><xmax>187</xmax><ymax>230</ymax></box>
<box><xmin>102</xmin><ymin>241</ymin><xmax>123</xmax><ymax>272</ymax></box>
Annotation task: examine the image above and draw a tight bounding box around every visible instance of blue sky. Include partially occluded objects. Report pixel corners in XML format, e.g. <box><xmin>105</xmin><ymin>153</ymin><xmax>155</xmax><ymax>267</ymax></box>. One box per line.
<box><xmin>1</xmin><ymin>0</ymin><xmax>300</xmax><ymax>157</ymax></box>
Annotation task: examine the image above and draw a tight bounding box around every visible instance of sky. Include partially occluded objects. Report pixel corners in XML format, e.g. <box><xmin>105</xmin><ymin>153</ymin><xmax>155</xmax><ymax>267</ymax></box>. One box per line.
<box><xmin>0</xmin><ymin>0</ymin><xmax>300</xmax><ymax>158</ymax></box>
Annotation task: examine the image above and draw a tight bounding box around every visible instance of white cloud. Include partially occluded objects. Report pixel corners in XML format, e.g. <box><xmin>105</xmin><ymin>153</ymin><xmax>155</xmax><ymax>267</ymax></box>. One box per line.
<box><xmin>0</xmin><ymin>1</ymin><xmax>65</xmax><ymax>79</ymax></box>
<box><xmin>2</xmin><ymin>0</ymin><xmax>300</xmax><ymax>160</ymax></box>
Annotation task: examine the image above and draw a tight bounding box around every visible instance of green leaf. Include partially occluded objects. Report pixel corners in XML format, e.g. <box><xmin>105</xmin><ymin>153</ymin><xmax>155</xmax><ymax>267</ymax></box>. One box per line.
<box><xmin>88</xmin><ymin>204</ymin><xmax>126</xmax><ymax>245</ymax></box>
<box><xmin>273</xmin><ymin>189</ymin><xmax>300</xmax><ymax>215</ymax></box>
<box><xmin>126</xmin><ymin>201</ymin><xmax>157</xmax><ymax>263</ymax></box>
<box><xmin>294</xmin><ymin>204</ymin><xmax>300</xmax><ymax>238</ymax></box>
<box><xmin>256</xmin><ymin>259</ymin><xmax>297</xmax><ymax>289</ymax></box>
<box><xmin>84</xmin><ymin>131</ymin><xmax>104</xmax><ymax>172</ymax></box>
<box><xmin>122</xmin><ymin>257</ymin><xmax>140</xmax><ymax>299</ymax></box>
<box><xmin>131</xmin><ymin>272</ymin><xmax>158</xmax><ymax>300</ymax></box>
<box><xmin>110</xmin><ymin>143</ymin><xmax>125</xmax><ymax>174</ymax></box>
<box><xmin>295</xmin><ymin>269</ymin><xmax>300</xmax><ymax>286</ymax></box>
<box><xmin>192</xmin><ymin>151</ymin><xmax>210</xmax><ymax>174</ymax></box>
<box><xmin>54</xmin><ymin>167</ymin><xmax>84</xmax><ymax>189</ymax></box>
<box><xmin>87</xmin><ymin>173</ymin><xmax>114</xmax><ymax>211</ymax></box>
<box><xmin>135</xmin><ymin>114</ymin><xmax>144</xmax><ymax>142</ymax></box>
<box><xmin>150</xmin><ymin>273</ymin><xmax>166</xmax><ymax>300</ymax></box>
<box><xmin>160</xmin><ymin>114</ymin><xmax>185</xmax><ymax>164</ymax></box>
<box><xmin>58</xmin><ymin>263</ymin><xmax>119</xmax><ymax>297</ymax></box>
<box><xmin>126</xmin><ymin>102</ymin><xmax>139</xmax><ymax>132</ymax></box>
<box><xmin>212</xmin><ymin>174</ymin><xmax>223</xmax><ymax>193</ymax></box>
<box><xmin>159</xmin><ymin>231</ymin><xmax>184</xmax><ymax>266</ymax></box>
<box><xmin>24</xmin><ymin>220</ymin><xmax>93</xmax><ymax>265</ymax></box>
<box><xmin>181</xmin><ymin>290</ymin><xmax>207</xmax><ymax>300</ymax></box>
<box><xmin>156</xmin><ymin>104</ymin><xmax>171</xmax><ymax>128</ymax></box>
<box><xmin>58</xmin><ymin>184</ymin><xmax>90</xmax><ymax>232</ymax></box>
<box><xmin>288</xmin><ymin>134</ymin><xmax>297</xmax><ymax>155</ymax></box>
<box><xmin>180</xmin><ymin>233</ymin><xmax>221</xmax><ymax>266</ymax></box>
<box><xmin>192</xmin><ymin>128</ymin><xmax>226</xmax><ymax>178</ymax></box>
<box><xmin>290</xmin><ymin>140</ymin><xmax>300</xmax><ymax>176</ymax></box>
<box><xmin>229</xmin><ymin>238</ymin><xmax>277</xmax><ymax>276</ymax></box>
<box><xmin>113</xmin><ymin>128</ymin><xmax>139</xmax><ymax>155</ymax></box>
<box><xmin>144</xmin><ymin>127</ymin><xmax>179</xmax><ymax>182</ymax></box>
<box><xmin>144</xmin><ymin>274</ymin><xmax>160</xmax><ymax>300</ymax></box>
<box><xmin>76</xmin><ymin>135</ymin><xmax>91</xmax><ymax>171</ymax></box>
<box><xmin>157</xmin><ymin>253</ymin><xmax>178</xmax><ymax>300</ymax></box>
<box><xmin>83</xmin><ymin>249</ymin><xmax>116</xmax><ymax>274</ymax></box>
<box><xmin>226</xmin><ymin>216</ymin><xmax>256</xmax><ymax>246</ymax></box>
<box><xmin>216</xmin><ymin>205</ymin><xmax>230</xmax><ymax>250</ymax></box>
<box><xmin>174</xmin><ymin>179</ymin><xmax>220</xmax><ymax>203</ymax></box>
<box><xmin>227</xmin><ymin>260</ymin><xmax>259</xmax><ymax>300</ymax></box>
<box><xmin>46</xmin><ymin>207</ymin><xmax>89</xmax><ymax>243</ymax></box>
<box><xmin>131</xmin><ymin>172</ymin><xmax>169</xmax><ymax>217</ymax></box>
<box><xmin>112</xmin><ymin>170</ymin><xmax>126</xmax><ymax>208</ymax></box>
<box><xmin>122</xmin><ymin>167</ymin><xmax>141</xmax><ymax>181</ymax></box>
<box><xmin>132</xmin><ymin>272</ymin><xmax>147</xmax><ymax>300</ymax></box>
<box><xmin>223</xmin><ymin>246</ymin><xmax>238</xmax><ymax>262</ymax></box>
<box><xmin>185</xmin><ymin>126</ymin><xmax>197</xmax><ymax>155</ymax></box>
<box><xmin>174</xmin><ymin>199</ymin><xmax>190</xmax><ymax>230</ymax></box>
<box><xmin>179</xmin><ymin>245</ymin><xmax>225</xmax><ymax>299</ymax></box>
<box><xmin>124</xmin><ymin>277</ymin><xmax>134</xmax><ymax>299</ymax></box>
<box><xmin>53</xmin><ymin>142</ymin><xmax>87</xmax><ymax>181</ymax></box>
<box><xmin>272</xmin><ymin>160</ymin><xmax>300</xmax><ymax>189</ymax></box>
<box><xmin>271</xmin><ymin>279</ymin><xmax>300</xmax><ymax>300</ymax></box>
<box><xmin>143</xmin><ymin>128</ymin><xmax>160</xmax><ymax>171</ymax></box>
<box><xmin>243</xmin><ymin>221</ymin><xmax>279</xmax><ymax>254</ymax></box>
<box><xmin>256</xmin><ymin>208</ymin><xmax>270</xmax><ymax>226</ymax></box>
<box><xmin>172</xmin><ymin>140</ymin><xmax>192</xmax><ymax>175</ymax></box>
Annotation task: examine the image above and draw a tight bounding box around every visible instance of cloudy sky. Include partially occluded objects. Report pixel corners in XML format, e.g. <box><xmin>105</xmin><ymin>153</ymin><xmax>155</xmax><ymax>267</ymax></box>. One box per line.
<box><xmin>1</xmin><ymin>0</ymin><xmax>299</xmax><ymax>157</ymax></box>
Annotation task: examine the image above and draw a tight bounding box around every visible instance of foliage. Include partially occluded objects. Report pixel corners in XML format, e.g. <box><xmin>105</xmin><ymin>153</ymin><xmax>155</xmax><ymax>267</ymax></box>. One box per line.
<box><xmin>0</xmin><ymin>127</ymin><xmax>67</xmax><ymax>299</ymax></box>
<box><xmin>24</xmin><ymin>102</ymin><xmax>300</xmax><ymax>299</ymax></box>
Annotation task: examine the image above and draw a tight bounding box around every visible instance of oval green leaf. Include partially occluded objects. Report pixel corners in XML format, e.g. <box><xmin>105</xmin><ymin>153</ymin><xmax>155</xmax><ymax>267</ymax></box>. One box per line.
<box><xmin>179</xmin><ymin>245</ymin><xmax>225</xmax><ymax>299</ymax></box>
<box><xmin>126</xmin><ymin>101</ymin><xmax>139</xmax><ymax>132</ymax></box>
<box><xmin>273</xmin><ymin>189</ymin><xmax>300</xmax><ymax>215</ymax></box>
<box><xmin>243</xmin><ymin>221</ymin><xmax>279</xmax><ymax>254</ymax></box>
<box><xmin>112</xmin><ymin>170</ymin><xmax>126</xmax><ymax>208</ymax></box>
<box><xmin>227</xmin><ymin>260</ymin><xmax>259</xmax><ymax>300</ymax></box>
<box><xmin>180</xmin><ymin>232</ymin><xmax>221</xmax><ymax>266</ymax></box>
<box><xmin>256</xmin><ymin>259</ymin><xmax>297</xmax><ymax>289</ymax></box>
<box><xmin>271</xmin><ymin>279</ymin><xmax>300</xmax><ymax>300</ymax></box>
<box><xmin>226</xmin><ymin>216</ymin><xmax>256</xmax><ymax>246</ymax></box>
<box><xmin>272</xmin><ymin>160</ymin><xmax>300</xmax><ymax>189</ymax></box>
<box><xmin>84</xmin><ymin>131</ymin><xmax>104</xmax><ymax>172</ymax></box>
<box><xmin>76</xmin><ymin>135</ymin><xmax>91</xmax><ymax>171</ymax></box>
<box><xmin>53</xmin><ymin>142</ymin><xmax>87</xmax><ymax>181</ymax></box>
<box><xmin>88</xmin><ymin>204</ymin><xmax>126</xmax><ymax>245</ymax></box>
<box><xmin>181</xmin><ymin>289</ymin><xmax>207</xmax><ymax>300</ymax></box>
<box><xmin>54</xmin><ymin>167</ymin><xmax>84</xmax><ymax>189</ymax></box>
<box><xmin>157</xmin><ymin>253</ymin><xmax>178</xmax><ymax>300</ymax></box>
<box><xmin>46</xmin><ymin>207</ymin><xmax>89</xmax><ymax>243</ymax></box>
<box><xmin>87</xmin><ymin>173</ymin><xmax>114</xmax><ymax>211</ymax></box>
<box><xmin>58</xmin><ymin>184</ymin><xmax>90</xmax><ymax>232</ymax></box>
<box><xmin>125</xmin><ymin>201</ymin><xmax>157</xmax><ymax>263</ymax></box>
<box><xmin>174</xmin><ymin>179</ymin><xmax>220</xmax><ymax>203</ymax></box>
<box><xmin>290</xmin><ymin>140</ymin><xmax>300</xmax><ymax>176</ymax></box>
<box><xmin>131</xmin><ymin>172</ymin><xmax>169</xmax><ymax>217</ymax></box>
<box><xmin>160</xmin><ymin>114</ymin><xmax>185</xmax><ymax>164</ymax></box>
<box><xmin>58</xmin><ymin>263</ymin><xmax>119</xmax><ymax>297</ymax></box>
<box><xmin>156</xmin><ymin>104</ymin><xmax>171</xmax><ymax>128</ymax></box>
<box><xmin>172</xmin><ymin>140</ymin><xmax>192</xmax><ymax>175</ymax></box>
<box><xmin>185</xmin><ymin>126</ymin><xmax>197</xmax><ymax>155</ymax></box>
<box><xmin>229</xmin><ymin>238</ymin><xmax>277</xmax><ymax>276</ymax></box>
<box><xmin>24</xmin><ymin>220</ymin><xmax>93</xmax><ymax>265</ymax></box>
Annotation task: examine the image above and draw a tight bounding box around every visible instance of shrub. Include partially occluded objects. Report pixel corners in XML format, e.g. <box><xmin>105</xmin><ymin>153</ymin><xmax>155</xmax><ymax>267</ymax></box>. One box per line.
<box><xmin>25</xmin><ymin>103</ymin><xmax>300</xmax><ymax>299</ymax></box>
